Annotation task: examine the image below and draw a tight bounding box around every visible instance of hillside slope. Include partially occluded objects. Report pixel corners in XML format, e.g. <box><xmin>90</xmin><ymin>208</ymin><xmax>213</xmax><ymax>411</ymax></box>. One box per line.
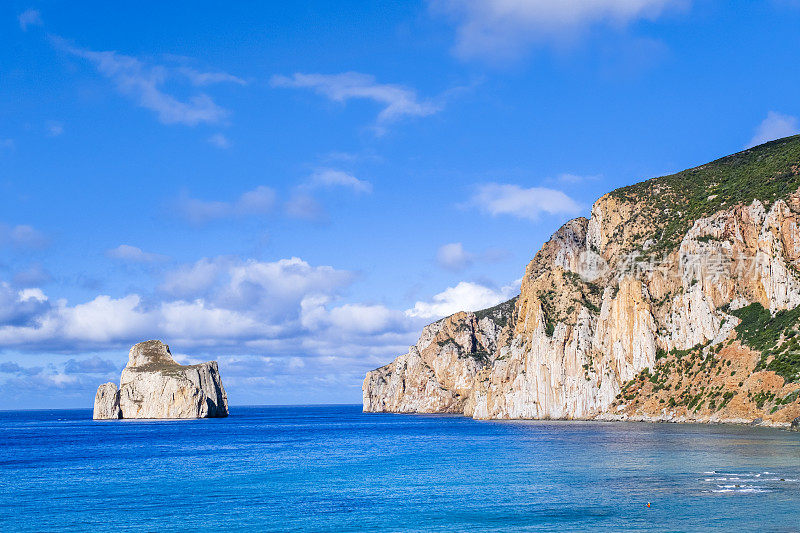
<box><xmin>364</xmin><ymin>135</ymin><xmax>800</xmax><ymax>428</ymax></box>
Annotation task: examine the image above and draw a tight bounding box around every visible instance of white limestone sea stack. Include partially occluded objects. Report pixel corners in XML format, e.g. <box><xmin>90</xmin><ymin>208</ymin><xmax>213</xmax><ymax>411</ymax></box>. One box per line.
<box><xmin>93</xmin><ymin>340</ymin><xmax>229</xmax><ymax>420</ymax></box>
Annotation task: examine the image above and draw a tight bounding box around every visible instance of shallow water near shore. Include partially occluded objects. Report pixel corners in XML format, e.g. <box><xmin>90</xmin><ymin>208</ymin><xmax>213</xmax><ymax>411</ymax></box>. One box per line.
<box><xmin>1</xmin><ymin>405</ymin><xmax>799</xmax><ymax>532</ymax></box>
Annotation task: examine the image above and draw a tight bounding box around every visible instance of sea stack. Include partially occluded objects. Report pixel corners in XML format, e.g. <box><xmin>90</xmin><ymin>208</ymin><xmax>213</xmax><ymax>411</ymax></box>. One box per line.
<box><xmin>93</xmin><ymin>340</ymin><xmax>228</xmax><ymax>420</ymax></box>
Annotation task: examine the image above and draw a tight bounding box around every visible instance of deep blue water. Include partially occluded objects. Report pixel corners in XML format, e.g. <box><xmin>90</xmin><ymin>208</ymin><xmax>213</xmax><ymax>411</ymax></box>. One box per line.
<box><xmin>1</xmin><ymin>406</ymin><xmax>799</xmax><ymax>532</ymax></box>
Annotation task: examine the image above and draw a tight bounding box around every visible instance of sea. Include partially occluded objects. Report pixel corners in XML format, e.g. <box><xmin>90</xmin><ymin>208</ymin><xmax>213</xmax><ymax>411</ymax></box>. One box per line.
<box><xmin>1</xmin><ymin>405</ymin><xmax>799</xmax><ymax>532</ymax></box>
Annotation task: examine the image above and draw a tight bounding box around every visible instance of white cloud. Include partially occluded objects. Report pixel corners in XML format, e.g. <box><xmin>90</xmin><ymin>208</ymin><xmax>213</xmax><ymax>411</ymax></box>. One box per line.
<box><xmin>177</xmin><ymin>67</ymin><xmax>246</xmax><ymax>86</ymax></box>
<box><xmin>54</xmin><ymin>295</ymin><xmax>155</xmax><ymax>344</ymax></box>
<box><xmin>436</xmin><ymin>242</ymin><xmax>474</xmax><ymax>271</ymax></box>
<box><xmin>308</xmin><ymin>169</ymin><xmax>372</xmax><ymax>193</ymax></box>
<box><xmin>208</xmin><ymin>133</ymin><xmax>231</xmax><ymax>148</ymax></box>
<box><xmin>0</xmin><ymin>282</ymin><xmax>51</xmax><ymax>327</ymax></box>
<box><xmin>0</xmin><ymin>255</ymin><xmax>406</xmax><ymax>355</ymax></box>
<box><xmin>159</xmin><ymin>299</ymin><xmax>261</xmax><ymax>340</ymax></box>
<box><xmin>106</xmin><ymin>244</ymin><xmax>168</xmax><ymax>263</ymax></box>
<box><xmin>237</xmin><ymin>186</ymin><xmax>276</xmax><ymax>214</ymax></box>
<box><xmin>748</xmin><ymin>111</ymin><xmax>800</xmax><ymax>148</ymax></box>
<box><xmin>160</xmin><ymin>256</ymin><xmax>354</xmax><ymax>321</ymax></box>
<box><xmin>431</xmin><ymin>0</ymin><xmax>689</xmax><ymax>61</ymax></box>
<box><xmin>176</xmin><ymin>185</ymin><xmax>276</xmax><ymax>224</ymax></box>
<box><xmin>159</xmin><ymin>257</ymin><xmax>224</xmax><ymax>297</ymax></box>
<box><xmin>301</xmin><ymin>297</ymin><xmax>408</xmax><ymax>336</ymax></box>
<box><xmin>283</xmin><ymin>169</ymin><xmax>371</xmax><ymax>222</ymax></box>
<box><xmin>0</xmin><ymin>224</ymin><xmax>48</xmax><ymax>249</ymax></box>
<box><xmin>19</xmin><ymin>288</ymin><xmax>47</xmax><ymax>303</ymax></box>
<box><xmin>18</xmin><ymin>9</ymin><xmax>42</xmax><ymax>31</ymax></box>
<box><xmin>406</xmin><ymin>281</ymin><xmax>516</xmax><ymax>319</ymax></box>
<box><xmin>220</xmin><ymin>257</ymin><xmax>353</xmax><ymax>313</ymax></box>
<box><xmin>271</xmin><ymin>72</ymin><xmax>439</xmax><ymax>126</ymax></box>
<box><xmin>468</xmin><ymin>183</ymin><xmax>582</xmax><ymax>220</ymax></box>
<box><xmin>54</xmin><ymin>37</ymin><xmax>242</xmax><ymax>126</ymax></box>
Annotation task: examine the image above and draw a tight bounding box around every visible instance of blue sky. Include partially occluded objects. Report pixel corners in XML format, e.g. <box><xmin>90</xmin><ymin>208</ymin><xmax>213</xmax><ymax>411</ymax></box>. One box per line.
<box><xmin>2</xmin><ymin>1</ymin><xmax>800</xmax><ymax>409</ymax></box>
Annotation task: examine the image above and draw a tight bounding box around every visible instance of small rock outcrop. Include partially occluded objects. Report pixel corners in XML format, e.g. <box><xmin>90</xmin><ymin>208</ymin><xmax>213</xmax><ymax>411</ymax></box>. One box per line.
<box><xmin>93</xmin><ymin>382</ymin><xmax>121</xmax><ymax>419</ymax></box>
<box><xmin>93</xmin><ymin>340</ymin><xmax>228</xmax><ymax>420</ymax></box>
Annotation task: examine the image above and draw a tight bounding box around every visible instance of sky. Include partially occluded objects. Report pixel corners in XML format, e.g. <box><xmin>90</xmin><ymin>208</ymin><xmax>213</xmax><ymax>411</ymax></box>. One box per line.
<box><xmin>2</xmin><ymin>0</ymin><xmax>800</xmax><ymax>409</ymax></box>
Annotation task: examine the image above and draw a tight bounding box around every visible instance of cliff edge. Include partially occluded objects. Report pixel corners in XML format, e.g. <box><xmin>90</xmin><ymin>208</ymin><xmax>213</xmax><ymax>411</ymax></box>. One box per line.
<box><xmin>364</xmin><ymin>135</ymin><xmax>800</xmax><ymax>427</ymax></box>
<box><xmin>93</xmin><ymin>340</ymin><xmax>228</xmax><ymax>420</ymax></box>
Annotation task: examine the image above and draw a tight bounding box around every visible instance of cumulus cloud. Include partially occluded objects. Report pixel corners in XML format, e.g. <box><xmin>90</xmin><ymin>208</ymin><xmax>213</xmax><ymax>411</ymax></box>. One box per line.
<box><xmin>160</xmin><ymin>256</ymin><xmax>354</xmax><ymax>321</ymax></box>
<box><xmin>0</xmin><ymin>255</ymin><xmax>417</xmax><ymax>359</ymax></box>
<box><xmin>0</xmin><ymin>283</ymin><xmax>50</xmax><ymax>327</ymax></box>
<box><xmin>59</xmin><ymin>294</ymin><xmax>156</xmax><ymax>344</ymax></box>
<box><xmin>430</xmin><ymin>0</ymin><xmax>689</xmax><ymax>61</ymax></box>
<box><xmin>176</xmin><ymin>185</ymin><xmax>276</xmax><ymax>224</ymax></box>
<box><xmin>106</xmin><ymin>244</ymin><xmax>168</xmax><ymax>263</ymax></box>
<box><xmin>301</xmin><ymin>297</ymin><xmax>408</xmax><ymax>336</ymax></box>
<box><xmin>271</xmin><ymin>72</ymin><xmax>439</xmax><ymax>126</ymax></box>
<box><xmin>54</xmin><ymin>37</ymin><xmax>243</xmax><ymax>126</ymax></box>
<box><xmin>308</xmin><ymin>169</ymin><xmax>372</xmax><ymax>194</ymax></box>
<box><xmin>18</xmin><ymin>9</ymin><xmax>42</xmax><ymax>30</ymax></box>
<box><xmin>406</xmin><ymin>280</ymin><xmax>517</xmax><ymax>319</ymax></box>
<box><xmin>748</xmin><ymin>111</ymin><xmax>799</xmax><ymax>148</ymax></box>
<box><xmin>468</xmin><ymin>183</ymin><xmax>582</xmax><ymax>220</ymax></box>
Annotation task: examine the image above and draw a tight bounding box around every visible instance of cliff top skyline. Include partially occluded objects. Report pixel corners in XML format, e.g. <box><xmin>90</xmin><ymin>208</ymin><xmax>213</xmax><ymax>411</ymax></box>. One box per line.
<box><xmin>2</xmin><ymin>1</ymin><xmax>800</xmax><ymax>408</ymax></box>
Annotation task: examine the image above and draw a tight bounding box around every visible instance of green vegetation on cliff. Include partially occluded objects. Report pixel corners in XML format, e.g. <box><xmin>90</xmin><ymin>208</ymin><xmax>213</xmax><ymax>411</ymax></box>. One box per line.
<box><xmin>611</xmin><ymin>135</ymin><xmax>800</xmax><ymax>256</ymax></box>
<box><xmin>730</xmin><ymin>303</ymin><xmax>800</xmax><ymax>383</ymax></box>
<box><xmin>474</xmin><ymin>296</ymin><xmax>517</xmax><ymax>329</ymax></box>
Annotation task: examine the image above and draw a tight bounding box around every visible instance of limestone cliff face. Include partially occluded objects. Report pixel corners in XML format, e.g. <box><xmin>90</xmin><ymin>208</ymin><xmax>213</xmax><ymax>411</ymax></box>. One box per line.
<box><xmin>364</xmin><ymin>135</ymin><xmax>800</xmax><ymax>427</ymax></box>
<box><xmin>363</xmin><ymin>301</ymin><xmax>514</xmax><ymax>413</ymax></box>
<box><xmin>93</xmin><ymin>340</ymin><xmax>228</xmax><ymax>420</ymax></box>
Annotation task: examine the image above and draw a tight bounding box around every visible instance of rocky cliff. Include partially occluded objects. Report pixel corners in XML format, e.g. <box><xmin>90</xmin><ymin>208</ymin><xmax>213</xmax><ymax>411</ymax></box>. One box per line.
<box><xmin>364</xmin><ymin>135</ymin><xmax>800</xmax><ymax>428</ymax></box>
<box><xmin>93</xmin><ymin>340</ymin><xmax>228</xmax><ymax>420</ymax></box>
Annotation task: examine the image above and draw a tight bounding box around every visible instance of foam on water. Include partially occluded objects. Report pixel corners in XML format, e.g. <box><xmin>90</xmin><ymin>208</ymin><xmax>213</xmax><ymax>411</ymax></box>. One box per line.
<box><xmin>698</xmin><ymin>468</ymin><xmax>800</xmax><ymax>496</ymax></box>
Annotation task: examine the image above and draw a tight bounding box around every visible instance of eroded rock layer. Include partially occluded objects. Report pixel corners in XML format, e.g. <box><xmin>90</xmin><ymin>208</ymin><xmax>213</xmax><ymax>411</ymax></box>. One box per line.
<box><xmin>364</xmin><ymin>135</ymin><xmax>800</xmax><ymax>427</ymax></box>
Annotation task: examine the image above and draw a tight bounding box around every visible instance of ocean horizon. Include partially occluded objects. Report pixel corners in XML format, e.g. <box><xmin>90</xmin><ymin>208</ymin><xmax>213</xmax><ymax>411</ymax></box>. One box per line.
<box><xmin>2</xmin><ymin>405</ymin><xmax>799</xmax><ymax>532</ymax></box>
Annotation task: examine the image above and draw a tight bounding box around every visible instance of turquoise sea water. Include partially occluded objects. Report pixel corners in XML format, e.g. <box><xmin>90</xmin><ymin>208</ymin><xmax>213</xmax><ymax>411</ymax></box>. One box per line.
<box><xmin>1</xmin><ymin>405</ymin><xmax>799</xmax><ymax>532</ymax></box>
